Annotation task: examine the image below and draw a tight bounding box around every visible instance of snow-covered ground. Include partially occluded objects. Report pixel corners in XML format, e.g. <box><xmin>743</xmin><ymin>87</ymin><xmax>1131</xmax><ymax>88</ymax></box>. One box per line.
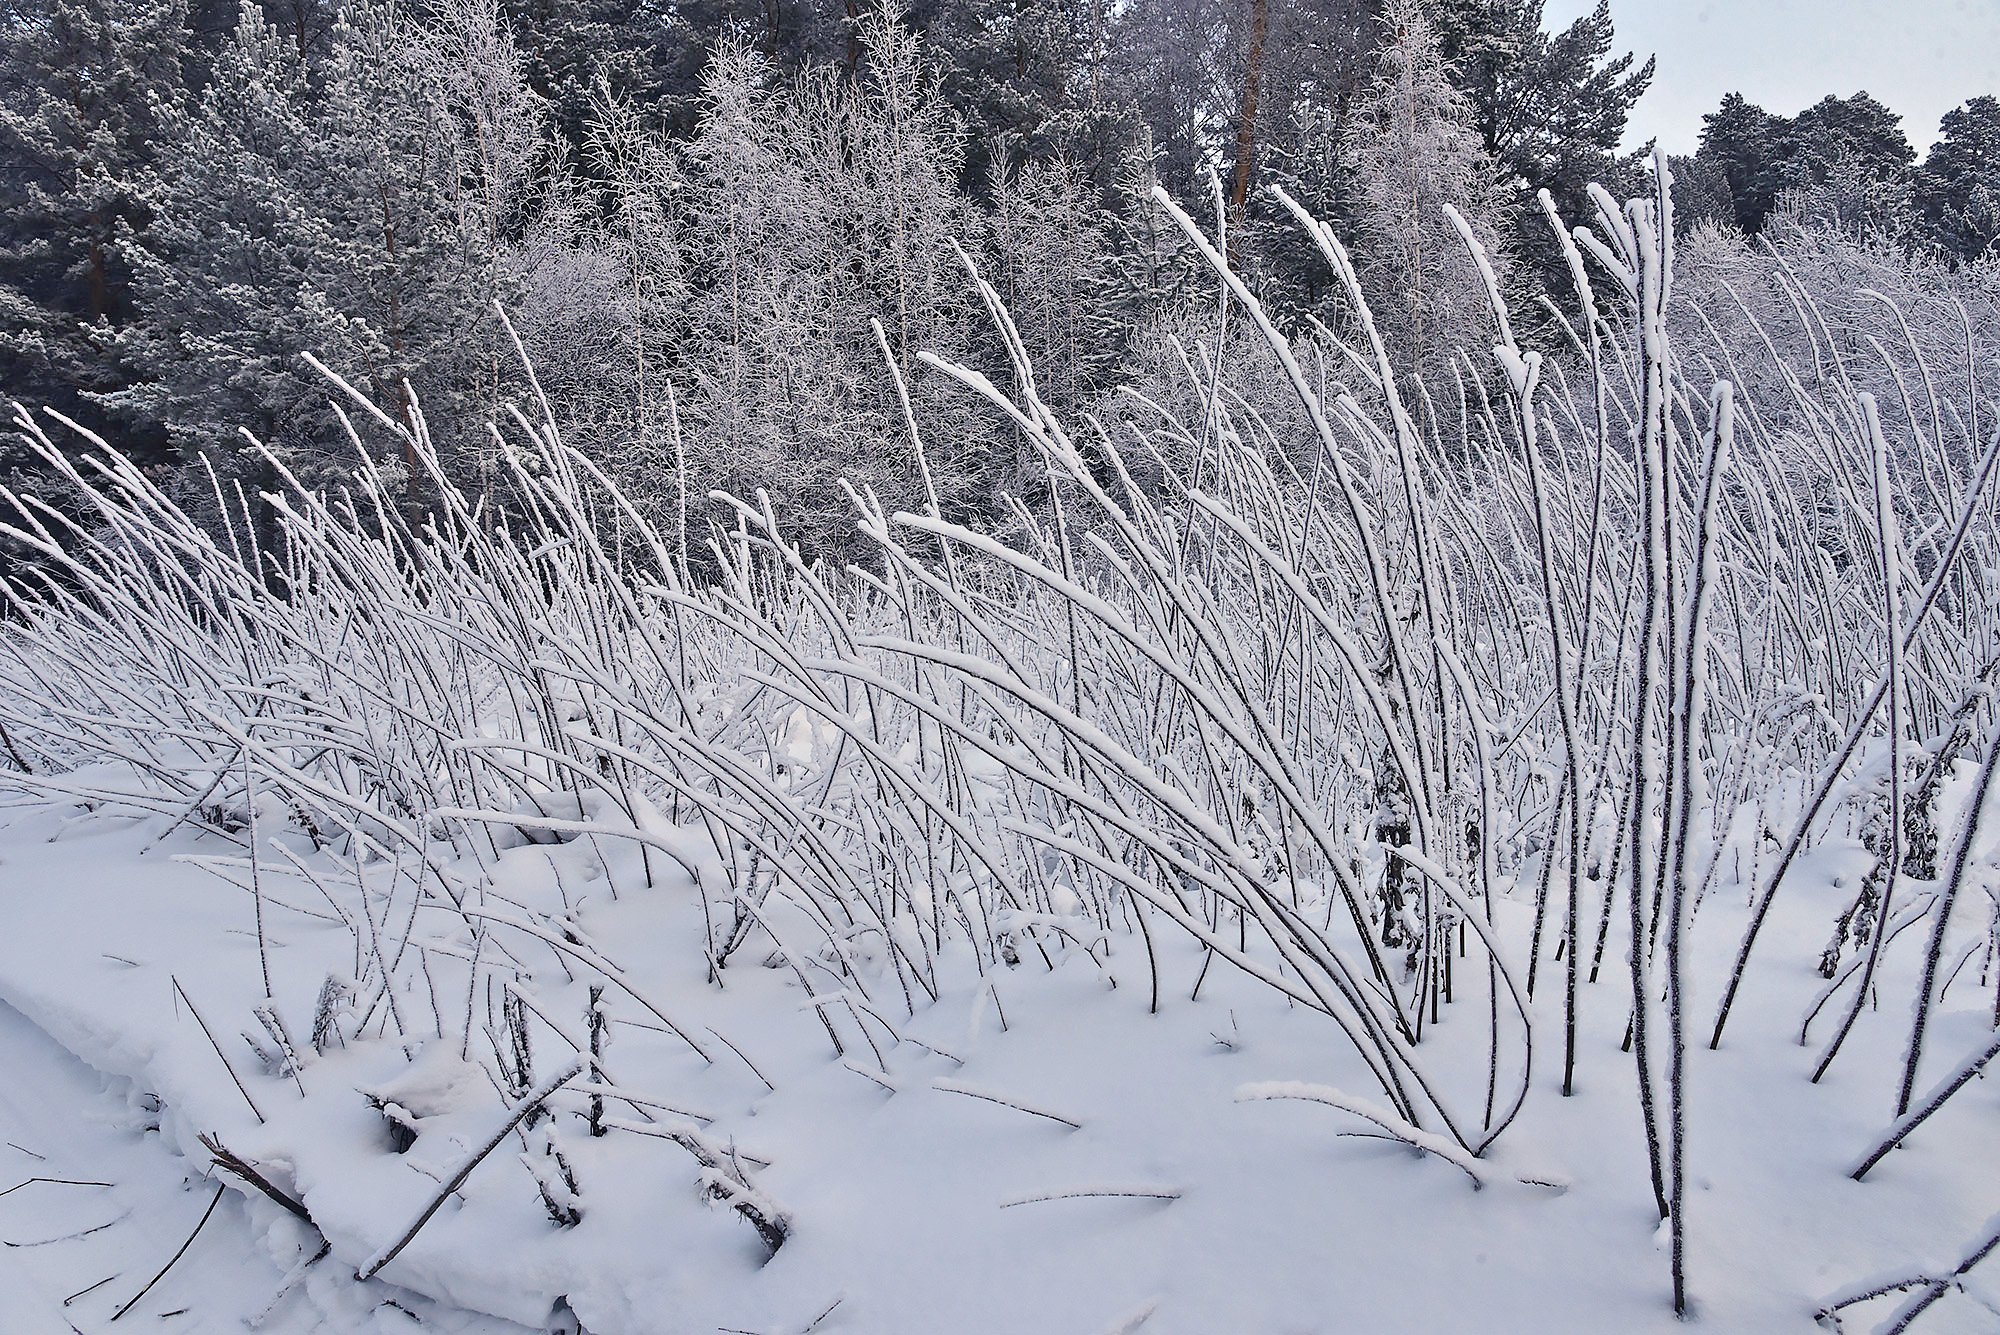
<box><xmin>0</xmin><ymin>795</ymin><xmax>1994</xmax><ymax>1334</ymax></box>
<box><xmin>0</xmin><ymin>980</ymin><xmax>526</xmax><ymax>1334</ymax></box>
<box><xmin>0</xmin><ymin>995</ymin><xmax>310</xmax><ymax>1332</ymax></box>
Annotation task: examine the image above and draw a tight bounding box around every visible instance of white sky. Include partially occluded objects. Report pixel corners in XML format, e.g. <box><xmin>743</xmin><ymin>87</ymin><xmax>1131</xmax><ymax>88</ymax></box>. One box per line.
<box><xmin>1542</xmin><ymin>0</ymin><xmax>2000</xmax><ymax>155</ymax></box>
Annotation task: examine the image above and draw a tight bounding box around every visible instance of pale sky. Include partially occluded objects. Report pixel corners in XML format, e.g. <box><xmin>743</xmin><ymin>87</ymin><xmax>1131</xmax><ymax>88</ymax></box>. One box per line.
<box><xmin>1543</xmin><ymin>0</ymin><xmax>2000</xmax><ymax>155</ymax></box>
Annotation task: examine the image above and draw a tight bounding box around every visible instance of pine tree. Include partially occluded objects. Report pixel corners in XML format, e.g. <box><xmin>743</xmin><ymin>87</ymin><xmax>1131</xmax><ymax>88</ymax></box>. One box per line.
<box><xmin>1775</xmin><ymin>93</ymin><xmax>1915</xmax><ymax>237</ymax></box>
<box><xmin>930</xmin><ymin>0</ymin><xmax>1088</xmax><ymax>166</ymax></box>
<box><xmin>1918</xmin><ymin>96</ymin><xmax>2000</xmax><ymax>262</ymax></box>
<box><xmin>1107</xmin><ymin>0</ymin><xmax>1377</xmax><ymax>213</ymax></box>
<box><xmin>1695</xmin><ymin>91</ymin><xmax>1914</xmax><ymax>239</ymax></box>
<box><xmin>1667</xmin><ymin>151</ymin><xmax>1733</xmax><ymax>233</ymax></box>
<box><xmin>1234</xmin><ymin>0</ymin><xmax>1381</xmax><ymax>311</ymax></box>
<box><xmin>663</xmin><ymin>0</ymin><xmax>848</xmax><ymax>93</ymax></box>
<box><xmin>97</xmin><ymin>4</ymin><xmax>397</xmax><ymax>553</ymax></box>
<box><xmin>501</xmin><ymin>0</ymin><xmax>674</xmax><ymax>145</ymax></box>
<box><xmin>1696</xmin><ymin>92</ymin><xmax>1789</xmax><ymax>234</ymax></box>
<box><xmin>1104</xmin><ymin>0</ymin><xmax>1230</xmax><ymax>204</ymax></box>
<box><xmin>1790</xmin><ymin>93</ymin><xmax>1914</xmax><ymax>185</ymax></box>
<box><xmin>1431</xmin><ymin>0</ymin><xmax>1651</xmax><ymax>281</ymax></box>
<box><xmin>0</xmin><ymin>0</ymin><xmax>190</xmax><ymax>447</ymax></box>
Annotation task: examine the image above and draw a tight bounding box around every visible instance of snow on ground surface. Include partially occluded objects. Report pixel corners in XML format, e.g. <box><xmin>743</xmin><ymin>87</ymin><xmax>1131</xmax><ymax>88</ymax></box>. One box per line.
<box><xmin>0</xmin><ymin>989</ymin><xmax>528</xmax><ymax>1334</ymax></box>
<box><xmin>0</xmin><ymin>794</ymin><xmax>1995</xmax><ymax>1334</ymax></box>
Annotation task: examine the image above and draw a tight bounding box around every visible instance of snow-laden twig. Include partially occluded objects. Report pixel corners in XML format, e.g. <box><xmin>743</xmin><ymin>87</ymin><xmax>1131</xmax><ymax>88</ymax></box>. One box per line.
<box><xmin>1000</xmin><ymin>1185</ymin><xmax>1181</xmax><ymax>1208</ymax></box>
<box><xmin>357</xmin><ymin>1052</ymin><xmax>586</xmax><ymax>1281</ymax></box>
<box><xmin>1239</xmin><ymin>1081</ymin><xmax>1493</xmax><ymax>1191</ymax></box>
<box><xmin>931</xmin><ymin>1078</ymin><xmax>1082</xmax><ymax>1130</ymax></box>
<box><xmin>597</xmin><ymin>1115</ymin><xmax>789</xmax><ymax>1253</ymax></box>
<box><xmin>1851</xmin><ymin>1029</ymin><xmax>2000</xmax><ymax>1181</ymax></box>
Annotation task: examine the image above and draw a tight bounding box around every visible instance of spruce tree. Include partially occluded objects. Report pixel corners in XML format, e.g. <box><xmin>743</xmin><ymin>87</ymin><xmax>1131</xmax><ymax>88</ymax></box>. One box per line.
<box><xmin>105</xmin><ymin>0</ymin><xmax>542</xmax><ymax>510</ymax></box>
<box><xmin>1343</xmin><ymin>0</ymin><xmax>1508</xmax><ymax>380</ymax></box>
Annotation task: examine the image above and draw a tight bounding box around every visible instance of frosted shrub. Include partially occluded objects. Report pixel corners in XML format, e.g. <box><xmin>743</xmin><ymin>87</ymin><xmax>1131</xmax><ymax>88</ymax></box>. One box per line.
<box><xmin>4</xmin><ymin>162</ymin><xmax>2000</xmax><ymax>1320</ymax></box>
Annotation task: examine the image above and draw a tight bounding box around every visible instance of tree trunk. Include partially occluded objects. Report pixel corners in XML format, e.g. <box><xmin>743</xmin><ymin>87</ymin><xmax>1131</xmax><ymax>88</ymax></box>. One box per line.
<box><xmin>1228</xmin><ymin>0</ymin><xmax>1270</xmax><ymax>228</ymax></box>
<box><xmin>378</xmin><ymin>186</ymin><xmax>420</xmax><ymax>510</ymax></box>
<box><xmin>1090</xmin><ymin>0</ymin><xmax>1105</xmax><ymax>104</ymax></box>
<box><xmin>86</xmin><ymin>224</ymin><xmax>108</xmax><ymax>321</ymax></box>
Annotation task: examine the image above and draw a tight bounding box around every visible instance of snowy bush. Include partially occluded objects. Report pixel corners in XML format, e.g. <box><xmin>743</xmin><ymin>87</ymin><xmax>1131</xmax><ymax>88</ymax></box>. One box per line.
<box><xmin>2</xmin><ymin>163</ymin><xmax>1999</xmax><ymax>1328</ymax></box>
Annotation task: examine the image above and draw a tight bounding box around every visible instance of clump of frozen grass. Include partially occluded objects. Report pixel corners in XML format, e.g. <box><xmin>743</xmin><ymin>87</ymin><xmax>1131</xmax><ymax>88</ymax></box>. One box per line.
<box><xmin>2</xmin><ymin>160</ymin><xmax>2000</xmax><ymax>1320</ymax></box>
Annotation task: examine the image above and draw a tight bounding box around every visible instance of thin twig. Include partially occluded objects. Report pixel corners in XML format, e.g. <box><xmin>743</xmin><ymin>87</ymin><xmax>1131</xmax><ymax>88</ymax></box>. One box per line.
<box><xmin>110</xmin><ymin>1182</ymin><xmax>225</xmax><ymax>1321</ymax></box>
<box><xmin>171</xmin><ymin>975</ymin><xmax>265</xmax><ymax>1124</ymax></box>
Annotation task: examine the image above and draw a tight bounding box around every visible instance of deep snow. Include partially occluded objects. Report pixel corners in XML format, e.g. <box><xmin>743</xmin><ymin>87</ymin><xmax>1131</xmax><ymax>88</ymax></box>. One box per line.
<box><xmin>0</xmin><ymin>795</ymin><xmax>1995</xmax><ymax>1334</ymax></box>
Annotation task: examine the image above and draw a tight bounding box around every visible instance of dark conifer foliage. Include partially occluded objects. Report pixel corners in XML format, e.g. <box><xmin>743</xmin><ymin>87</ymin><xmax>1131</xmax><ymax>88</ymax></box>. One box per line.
<box><xmin>1692</xmin><ymin>90</ymin><xmax>1917</xmax><ymax>238</ymax></box>
<box><xmin>2</xmin><ymin>0</ymin><xmax>1995</xmax><ymax>563</ymax></box>
<box><xmin>1917</xmin><ymin>95</ymin><xmax>2000</xmax><ymax>261</ymax></box>
<box><xmin>0</xmin><ymin>0</ymin><xmax>190</xmax><ymax>448</ymax></box>
<box><xmin>1696</xmin><ymin>91</ymin><xmax>1791</xmax><ymax>234</ymax></box>
<box><xmin>1430</xmin><ymin>0</ymin><xmax>1652</xmax><ymax>282</ymax></box>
